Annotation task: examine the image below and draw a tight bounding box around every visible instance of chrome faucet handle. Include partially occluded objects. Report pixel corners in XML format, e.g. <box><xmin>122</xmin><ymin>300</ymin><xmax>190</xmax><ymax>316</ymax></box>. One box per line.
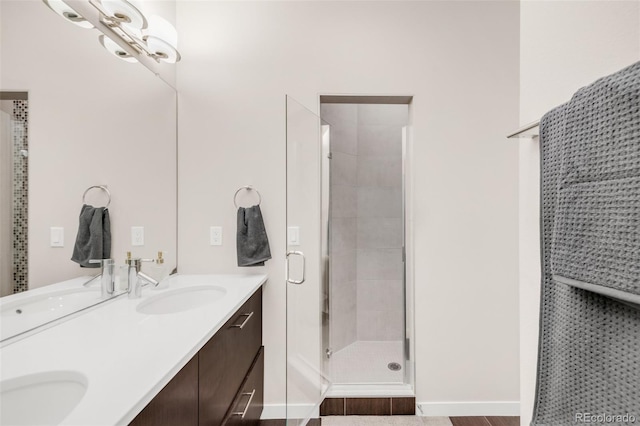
<box><xmin>125</xmin><ymin>253</ymin><xmax>159</xmax><ymax>298</ymax></box>
<box><xmin>88</xmin><ymin>259</ymin><xmax>116</xmax><ymax>299</ymax></box>
<box><xmin>136</xmin><ymin>258</ymin><xmax>160</xmax><ymax>289</ymax></box>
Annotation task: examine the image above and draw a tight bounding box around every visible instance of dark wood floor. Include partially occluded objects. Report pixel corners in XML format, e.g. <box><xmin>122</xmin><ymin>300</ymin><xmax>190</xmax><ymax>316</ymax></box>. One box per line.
<box><xmin>450</xmin><ymin>417</ymin><xmax>520</xmax><ymax>426</ymax></box>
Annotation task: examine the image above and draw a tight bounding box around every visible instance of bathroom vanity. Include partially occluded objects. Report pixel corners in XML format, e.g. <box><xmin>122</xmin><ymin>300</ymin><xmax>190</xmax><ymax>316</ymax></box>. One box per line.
<box><xmin>0</xmin><ymin>274</ymin><xmax>266</xmax><ymax>426</ymax></box>
<box><xmin>130</xmin><ymin>285</ymin><xmax>264</xmax><ymax>426</ymax></box>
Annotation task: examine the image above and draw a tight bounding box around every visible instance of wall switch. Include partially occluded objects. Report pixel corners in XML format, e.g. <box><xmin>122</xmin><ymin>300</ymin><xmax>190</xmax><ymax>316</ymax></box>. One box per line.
<box><xmin>210</xmin><ymin>226</ymin><xmax>222</xmax><ymax>246</ymax></box>
<box><xmin>288</xmin><ymin>226</ymin><xmax>300</xmax><ymax>246</ymax></box>
<box><xmin>50</xmin><ymin>227</ymin><xmax>64</xmax><ymax>247</ymax></box>
<box><xmin>131</xmin><ymin>226</ymin><xmax>144</xmax><ymax>246</ymax></box>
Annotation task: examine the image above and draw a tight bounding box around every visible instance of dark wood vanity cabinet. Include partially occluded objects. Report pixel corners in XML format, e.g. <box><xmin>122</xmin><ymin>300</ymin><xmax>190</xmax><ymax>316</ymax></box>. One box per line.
<box><xmin>200</xmin><ymin>287</ymin><xmax>263</xmax><ymax>425</ymax></box>
<box><xmin>222</xmin><ymin>347</ymin><xmax>264</xmax><ymax>426</ymax></box>
<box><xmin>130</xmin><ymin>287</ymin><xmax>263</xmax><ymax>426</ymax></box>
<box><xmin>128</xmin><ymin>356</ymin><xmax>199</xmax><ymax>425</ymax></box>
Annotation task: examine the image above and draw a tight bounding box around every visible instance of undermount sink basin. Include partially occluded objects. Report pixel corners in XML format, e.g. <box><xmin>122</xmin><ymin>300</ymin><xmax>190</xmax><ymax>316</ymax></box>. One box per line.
<box><xmin>1</xmin><ymin>288</ymin><xmax>101</xmax><ymax>317</ymax></box>
<box><xmin>0</xmin><ymin>371</ymin><xmax>88</xmax><ymax>425</ymax></box>
<box><xmin>137</xmin><ymin>286</ymin><xmax>227</xmax><ymax>315</ymax></box>
<box><xmin>1</xmin><ymin>287</ymin><xmax>102</xmax><ymax>340</ymax></box>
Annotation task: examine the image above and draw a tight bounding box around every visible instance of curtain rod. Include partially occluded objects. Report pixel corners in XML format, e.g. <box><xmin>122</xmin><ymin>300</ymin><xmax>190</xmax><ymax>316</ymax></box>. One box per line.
<box><xmin>507</xmin><ymin>120</ymin><xmax>540</xmax><ymax>139</ymax></box>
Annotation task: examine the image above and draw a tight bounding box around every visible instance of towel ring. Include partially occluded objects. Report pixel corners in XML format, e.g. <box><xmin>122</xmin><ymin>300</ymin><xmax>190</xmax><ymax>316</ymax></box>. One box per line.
<box><xmin>82</xmin><ymin>185</ymin><xmax>111</xmax><ymax>208</ymax></box>
<box><xmin>234</xmin><ymin>185</ymin><xmax>262</xmax><ymax>209</ymax></box>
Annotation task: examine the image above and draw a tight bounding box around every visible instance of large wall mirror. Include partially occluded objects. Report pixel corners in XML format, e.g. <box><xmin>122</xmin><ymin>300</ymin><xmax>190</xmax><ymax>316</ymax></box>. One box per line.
<box><xmin>0</xmin><ymin>0</ymin><xmax>177</xmax><ymax>336</ymax></box>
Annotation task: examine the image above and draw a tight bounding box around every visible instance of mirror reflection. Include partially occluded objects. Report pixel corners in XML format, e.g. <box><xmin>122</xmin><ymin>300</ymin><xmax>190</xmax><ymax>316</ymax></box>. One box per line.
<box><xmin>0</xmin><ymin>0</ymin><xmax>177</xmax><ymax>341</ymax></box>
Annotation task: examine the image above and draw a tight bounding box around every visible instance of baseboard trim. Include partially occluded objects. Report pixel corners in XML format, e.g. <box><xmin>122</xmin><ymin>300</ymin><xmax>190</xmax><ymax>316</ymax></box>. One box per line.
<box><xmin>261</xmin><ymin>404</ymin><xmax>319</xmax><ymax>420</ymax></box>
<box><xmin>417</xmin><ymin>401</ymin><xmax>520</xmax><ymax>416</ymax></box>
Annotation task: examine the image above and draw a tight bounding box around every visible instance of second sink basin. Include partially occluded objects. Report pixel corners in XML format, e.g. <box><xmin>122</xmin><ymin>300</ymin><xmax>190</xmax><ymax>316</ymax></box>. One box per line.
<box><xmin>0</xmin><ymin>370</ymin><xmax>88</xmax><ymax>425</ymax></box>
<box><xmin>137</xmin><ymin>286</ymin><xmax>227</xmax><ymax>315</ymax></box>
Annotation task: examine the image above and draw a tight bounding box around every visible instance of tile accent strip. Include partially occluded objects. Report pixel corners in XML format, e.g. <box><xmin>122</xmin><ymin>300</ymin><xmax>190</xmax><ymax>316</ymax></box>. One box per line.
<box><xmin>320</xmin><ymin>398</ymin><xmax>346</xmax><ymax>416</ymax></box>
<box><xmin>345</xmin><ymin>398</ymin><xmax>391</xmax><ymax>416</ymax></box>
<box><xmin>321</xmin><ymin>397</ymin><xmax>415</xmax><ymax>416</ymax></box>
<box><xmin>11</xmin><ymin>100</ymin><xmax>28</xmax><ymax>293</ymax></box>
<box><xmin>391</xmin><ymin>397</ymin><xmax>416</xmax><ymax>415</ymax></box>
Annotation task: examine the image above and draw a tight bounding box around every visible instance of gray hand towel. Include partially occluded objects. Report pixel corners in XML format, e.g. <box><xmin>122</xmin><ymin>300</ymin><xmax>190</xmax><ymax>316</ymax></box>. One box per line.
<box><xmin>237</xmin><ymin>205</ymin><xmax>271</xmax><ymax>267</ymax></box>
<box><xmin>71</xmin><ymin>204</ymin><xmax>111</xmax><ymax>268</ymax></box>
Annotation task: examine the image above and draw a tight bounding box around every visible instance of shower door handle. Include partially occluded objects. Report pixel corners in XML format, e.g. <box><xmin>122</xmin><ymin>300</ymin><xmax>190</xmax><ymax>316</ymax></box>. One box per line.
<box><xmin>286</xmin><ymin>251</ymin><xmax>305</xmax><ymax>284</ymax></box>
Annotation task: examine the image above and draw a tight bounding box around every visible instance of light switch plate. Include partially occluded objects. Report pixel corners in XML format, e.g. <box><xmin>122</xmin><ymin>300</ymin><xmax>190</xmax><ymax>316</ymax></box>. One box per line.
<box><xmin>210</xmin><ymin>226</ymin><xmax>222</xmax><ymax>246</ymax></box>
<box><xmin>50</xmin><ymin>227</ymin><xmax>64</xmax><ymax>247</ymax></box>
<box><xmin>288</xmin><ymin>226</ymin><xmax>300</xmax><ymax>246</ymax></box>
<box><xmin>132</xmin><ymin>226</ymin><xmax>144</xmax><ymax>246</ymax></box>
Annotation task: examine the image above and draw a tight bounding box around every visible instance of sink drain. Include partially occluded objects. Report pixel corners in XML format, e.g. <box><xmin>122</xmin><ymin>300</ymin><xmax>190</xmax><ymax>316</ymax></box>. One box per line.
<box><xmin>388</xmin><ymin>362</ymin><xmax>402</xmax><ymax>371</ymax></box>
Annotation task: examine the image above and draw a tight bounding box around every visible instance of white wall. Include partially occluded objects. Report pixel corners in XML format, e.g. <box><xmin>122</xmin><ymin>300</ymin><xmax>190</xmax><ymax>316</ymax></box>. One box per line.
<box><xmin>519</xmin><ymin>2</ymin><xmax>640</xmax><ymax>424</ymax></box>
<box><xmin>177</xmin><ymin>0</ymin><xmax>520</xmax><ymax>414</ymax></box>
<box><xmin>0</xmin><ymin>1</ymin><xmax>177</xmax><ymax>288</ymax></box>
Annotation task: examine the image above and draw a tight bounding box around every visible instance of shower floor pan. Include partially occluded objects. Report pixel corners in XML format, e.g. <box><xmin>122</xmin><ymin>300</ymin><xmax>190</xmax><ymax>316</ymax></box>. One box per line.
<box><xmin>328</xmin><ymin>340</ymin><xmax>413</xmax><ymax>397</ymax></box>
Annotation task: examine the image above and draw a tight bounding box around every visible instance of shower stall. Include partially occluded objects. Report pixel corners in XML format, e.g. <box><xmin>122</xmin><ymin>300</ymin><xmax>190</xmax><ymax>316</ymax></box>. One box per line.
<box><xmin>284</xmin><ymin>96</ymin><xmax>413</xmax><ymax>425</ymax></box>
<box><xmin>320</xmin><ymin>99</ymin><xmax>413</xmax><ymax>396</ymax></box>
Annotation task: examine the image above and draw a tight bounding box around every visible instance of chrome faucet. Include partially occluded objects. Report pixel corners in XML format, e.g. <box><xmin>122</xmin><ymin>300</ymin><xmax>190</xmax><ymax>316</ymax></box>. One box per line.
<box><xmin>125</xmin><ymin>252</ymin><xmax>159</xmax><ymax>299</ymax></box>
<box><xmin>87</xmin><ymin>258</ymin><xmax>116</xmax><ymax>299</ymax></box>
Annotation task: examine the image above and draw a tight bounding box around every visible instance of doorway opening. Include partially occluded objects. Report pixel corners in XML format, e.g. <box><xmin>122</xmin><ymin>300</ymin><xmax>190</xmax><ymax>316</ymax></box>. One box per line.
<box><xmin>319</xmin><ymin>95</ymin><xmax>414</xmax><ymax>397</ymax></box>
<box><xmin>0</xmin><ymin>92</ymin><xmax>29</xmax><ymax>296</ymax></box>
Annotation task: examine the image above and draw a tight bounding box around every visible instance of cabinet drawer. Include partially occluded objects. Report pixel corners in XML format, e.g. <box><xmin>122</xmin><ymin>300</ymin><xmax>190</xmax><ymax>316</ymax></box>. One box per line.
<box><xmin>199</xmin><ymin>288</ymin><xmax>262</xmax><ymax>426</ymax></box>
<box><xmin>222</xmin><ymin>347</ymin><xmax>264</xmax><ymax>426</ymax></box>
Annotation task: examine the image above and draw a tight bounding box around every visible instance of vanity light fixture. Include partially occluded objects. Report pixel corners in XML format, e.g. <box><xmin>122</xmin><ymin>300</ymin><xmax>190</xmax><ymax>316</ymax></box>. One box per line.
<box><xmin>91</xmin><ymin>0</ymin><xmax>181</xmax><ymax>63</ymax></box>
<box><xmin>42</xmin><ymin>0</ymin><xmax>94</xmax><ymax>29</ymax></box>
<box><xmin>98</xmin><ymin>34</ymin><xmax>137</xmax><ymax>62</ymax></box>
<box><xmin>144</xmin><ymin>15</ymin><xmax>181</xmax><ymax>63</ymax></box>
<box><xmin>100</xmin><ymin>0</ymin><xmax>147</xmax><ymax>30</ymax></box>
<box><xmin>42</xmin><ymin>0</ymin><xmax>181</xmax><ymax>64</ymax></box>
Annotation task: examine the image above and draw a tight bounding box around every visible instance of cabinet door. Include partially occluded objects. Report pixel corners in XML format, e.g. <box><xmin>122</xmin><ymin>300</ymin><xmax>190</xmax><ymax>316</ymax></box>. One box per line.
<box><xmin>199</xmin><ymin>289</ymin><xmax>263</xmax><ymax>426</ymax></box>
<box><xmin>223</xmin><ymin>347</ymin><xmax>264</xmax><ymax>426</ymax></box>
<box><xmin>129</xmin><ymin>355</ymin><xmax>199</xmax><ymax>426</ymax></box>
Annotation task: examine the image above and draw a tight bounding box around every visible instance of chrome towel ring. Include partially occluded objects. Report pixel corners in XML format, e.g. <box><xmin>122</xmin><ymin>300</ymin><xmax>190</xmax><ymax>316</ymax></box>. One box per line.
<box><xmin>234</xmin><ymin>185</ymin><xmax>262</xmax><ymax>209</ymax></box>
<box><xmin>82</xmin><ymin>185</ymin><xmax>111</xmax><ymax>208</ymax></box>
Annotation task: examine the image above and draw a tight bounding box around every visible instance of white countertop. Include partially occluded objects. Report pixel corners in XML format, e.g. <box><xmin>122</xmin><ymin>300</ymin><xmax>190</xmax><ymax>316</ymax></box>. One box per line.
<box><xmin>0</xmin><ymin>274</ymin><xmax>267</xmax><ymax>425</ymax></box>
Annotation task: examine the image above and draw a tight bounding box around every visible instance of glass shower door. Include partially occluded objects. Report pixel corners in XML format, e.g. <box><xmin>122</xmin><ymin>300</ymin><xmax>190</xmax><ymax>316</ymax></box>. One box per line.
<box><xmin>285</xmin><ymin>95</ymin><xmax>329</xmax><ymax>425</ymax></box>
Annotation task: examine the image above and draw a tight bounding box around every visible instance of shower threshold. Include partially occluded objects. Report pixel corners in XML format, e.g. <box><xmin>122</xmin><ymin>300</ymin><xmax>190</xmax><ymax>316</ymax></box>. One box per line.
<box><xmin>326</xmin><ymin>383</ymin><xmax>414</xmax><ymax>398</ymax></box>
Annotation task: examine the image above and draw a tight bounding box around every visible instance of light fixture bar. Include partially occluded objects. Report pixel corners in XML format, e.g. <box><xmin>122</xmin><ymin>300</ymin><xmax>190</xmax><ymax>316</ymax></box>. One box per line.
<box><xmin>87</xmin><ymin>0</ymin><xmax>177</xmax><ymax>63</ymax></box>
<box><xmin>100</xmin><ymin>15</ymin><xmax>145</xmax><ymax>55</ymax></box>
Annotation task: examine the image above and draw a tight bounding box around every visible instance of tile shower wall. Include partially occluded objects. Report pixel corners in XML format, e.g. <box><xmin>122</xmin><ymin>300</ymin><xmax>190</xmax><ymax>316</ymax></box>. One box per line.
<box><xmin>324</xmin><ymin>103</ymin><xmax>407</xmax><ymax>350</ymax></box>
<box><xmin>324</xmin><ymin>104</ymin><xmax>358</xmax><ymax>352</ymax></box>
<box><xmin>355</xmin><ymin>104</ymin><xmax>406</xmax><ymax>341</ymax></box>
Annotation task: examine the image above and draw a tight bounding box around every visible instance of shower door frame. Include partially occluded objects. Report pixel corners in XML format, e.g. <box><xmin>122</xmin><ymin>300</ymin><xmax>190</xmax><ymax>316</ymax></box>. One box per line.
<box><xmin>285</xmin><ymin>95</ymin><xmax>332</xmax><ymax>426</ymax></box>
<box><xmin>318</xmin><ymin>95</ymin><xmax>415</xmax><ymax>394</ymax></box>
